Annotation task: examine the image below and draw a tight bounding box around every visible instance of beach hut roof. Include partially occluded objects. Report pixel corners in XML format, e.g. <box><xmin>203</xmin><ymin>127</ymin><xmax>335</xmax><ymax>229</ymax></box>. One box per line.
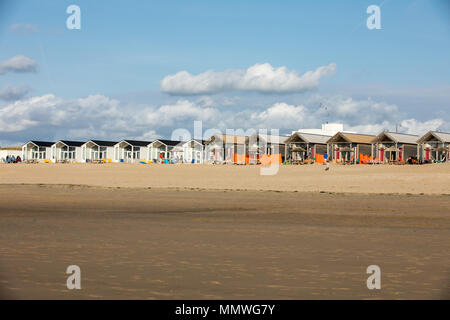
<box><xmin>205</xmin><ymin>134</ymin><xmax>247</xmax><ymax>145</ymax></box>
<box><xmin>85</xmin><ymin>140</ymin><xmax>118</xmax><ymax>147</ymax></box>
<box><xmin>119</xmin><ymin>140</ymin><xmax>153</xmax><ymax>147</ymax></box>
<box><xmin>183</xmin><ymin>139</ymin><xmax>205</xmax><ymax>147</ymax></box>
<box><xmin>24</xmin><ymin>140</ymin><xmax>55</xmax><ymax>148</ymax></box>
<box><xmin>285</xmin><ymin>132</ymin><xmax>331</xmax><ymax>144</ymax></box>
<box><xmin>251</xmin><ymin>133</ymin><xmax>290</xmax><ymax>144</ymax></box>
<box><xmin>417</xmin><ymin>131</ymin><xmax>450</xmax><ymax>143</ymax></box>
<box><xmin>56</xmin><ymin>140</ymin><xmax>85</xmax><ymax>147</ymax></box>
<box><xmin>372</xmin><ymin>131</ymin><xmax>419</xmax><ymax>145</ymax></box>
<box><xmin>152</xmin><ymin>139</ymin><xmax>183</xmax><ymax>147</ymax></box>
<box><xmin>327</xmin><ymin>132</ymin><xmax>375</xmax><ymax>144</ymax></box>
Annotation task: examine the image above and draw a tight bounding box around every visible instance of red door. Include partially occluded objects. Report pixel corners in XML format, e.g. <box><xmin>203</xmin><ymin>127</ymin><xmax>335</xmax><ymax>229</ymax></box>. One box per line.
<box><xmin>425</xmin><ymin>148</ymin><xmax>430</xmax><ymax>161</ymax></box>
<box><xmin>380</xmin><ymin>148</ymin><xmax>384</xmax><ymax>162</ymax></box>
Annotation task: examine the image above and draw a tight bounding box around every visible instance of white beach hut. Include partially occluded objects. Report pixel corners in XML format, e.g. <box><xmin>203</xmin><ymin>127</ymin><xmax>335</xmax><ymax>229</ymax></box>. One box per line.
<box><xmin>114</xmin><ymin>140</ymin><xmax>151</xmax><ymax>163</ymax></box>
<box><xmin>81</xmin><ymin>140</ymin><xmax>117</xmax><ymax>163</ymax></box>
<box><xmin>182</xmin><ymin>139</ymin><xmax>205</xmax><ymax>164</ymax></box>
<box><xmin>51</xmin><ymin>140</ymin><xmax>85</xmax><ymax>163</ymax></box>
<box><xmin>148</xmin><ymin>139</ymin><xmax>183</xmax><ymax>163</ymax></box>
<box><xmin>22</xmin><ymin>141</ymin><xmax>54</xmax><ymax>162</ymax></box>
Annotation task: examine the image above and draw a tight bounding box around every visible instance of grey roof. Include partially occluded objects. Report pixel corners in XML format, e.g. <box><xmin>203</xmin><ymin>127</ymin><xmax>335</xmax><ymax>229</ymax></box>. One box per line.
<box><xmin>26</xmin><ymin>140</ymin><xmax>54</xmax><ymax>147</ymax></box>
<box><xmin>417</xmin><ymin>131</ymin><xmax>450</xmax><ymax>143</ymax></box>
<box><xmin>152</xmin><ymin>139</ymin><xmax>183</xmax><ymax>147</ymax></box>
<box><xmin>57</xmin><ymin>140</ymin><xmax>85</xmax><ymax>147</ymax></box>
<box><xmin>373</xmin><ymin>131</ymin><xmax>419</xmax><ymax>145</ymax></box>
<box><xmin>120</xmin><ymin>140</ymin><xmax>153</xmax><ymax>147</ymax></box>
<box><xmin>286</xmin><ymin>132</ymin><xmax>330</xmax><ymax>144</ymax></box>
<box><xmin>86</xmin><ymin>140</ymin><xmax>118</xmax><ymax>147</ymax></box>
<box><xmin>251</xmin><ymin>133</ymin><xmax>290</xmax><ymax>144</ymax></box>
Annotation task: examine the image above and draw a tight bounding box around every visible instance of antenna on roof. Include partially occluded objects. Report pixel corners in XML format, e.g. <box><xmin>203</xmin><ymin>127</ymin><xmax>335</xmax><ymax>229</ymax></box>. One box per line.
<box><xmin>395</xmin><ymin>123</ymin><xmax>402</xmax><ymax>133</ymax></box>
<box><xmin>319</xmin><ymin>103</ymin><xmax>329</xmax><ymax>124</ymax></box>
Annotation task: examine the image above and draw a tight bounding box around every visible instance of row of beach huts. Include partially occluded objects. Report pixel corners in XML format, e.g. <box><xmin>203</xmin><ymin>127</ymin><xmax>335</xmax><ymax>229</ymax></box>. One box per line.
<box><xmin>3</xmin><ymin>123</ymin><xmax>450</xmax><ymax>165</ymax></box>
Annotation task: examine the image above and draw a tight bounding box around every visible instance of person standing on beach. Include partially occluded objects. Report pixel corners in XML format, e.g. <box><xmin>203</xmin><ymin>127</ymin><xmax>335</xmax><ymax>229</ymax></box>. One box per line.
<box><xmin>325</xmin><ymin>160</ymin><xmax>330</xmax><ymax>171</ymax></box>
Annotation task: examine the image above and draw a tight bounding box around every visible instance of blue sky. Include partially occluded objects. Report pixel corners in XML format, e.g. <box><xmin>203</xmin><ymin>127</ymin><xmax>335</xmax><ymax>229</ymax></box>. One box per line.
<box><xmin>0</xmin><ymin>0</ymin><xmax>449</xmax><ymax>144</ymax></box>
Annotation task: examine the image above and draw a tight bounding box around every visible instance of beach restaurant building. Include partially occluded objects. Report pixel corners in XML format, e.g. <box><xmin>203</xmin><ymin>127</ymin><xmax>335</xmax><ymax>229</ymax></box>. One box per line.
<box><xmin>114</xmin><ymin>140</ymin><xmax>151</xmax><ymax>163</ymax></box>
<box><xmin>327</xmin><ymin>132</ymin><xmax>375</xmax><ymax>164</ymax></box>
<box><xmin>285</xmin><ymin>132</ymin><xmax>330</xmax><ymax>163</ymax></box>
<box><xmin>22</xmin><ymin>141</ymin><xmax>54</xmax><ymax>162</ymax></box>
<box><xmin>182</xmin><ymin>139</ymin><xmax>205</xmax><ymax>164</ymax></box>
<box><xmin>247</xmin><ymin>133</ymin><xmax>289</xmax><ymax>165</ymax></box>
<box><xmin>417</xmin><ymin>131</ymin><xmax>450</xmax><ymax>162</ymax></box>
<box><xmin>148</xmin><ymin>139</ymin><xmax>183</xmax><ymax>162</ymax></box>
<box><xmin>204</xmin><ymin>134</ymin><xmax>248</xmax><ymax>164</ymax></box>
<box><xmin>51</xmin><ymin>140</ymin><xmax>85</xmax><ymax>162</ymax></box>
<box><xmin>372</xmin><ymin>131</ymin><xmax>419</xmax><ymax>163</ymax></box>
<box><xmin>81</xmin><ymin>140</ymin><xmax>117</xmax><ymax>162</ymax></box>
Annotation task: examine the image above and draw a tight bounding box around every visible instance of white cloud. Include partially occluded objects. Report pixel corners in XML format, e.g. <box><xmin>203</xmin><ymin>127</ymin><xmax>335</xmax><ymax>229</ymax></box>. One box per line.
<box><xmin>400</xmin><ymin>118</ymin><xmax>444</xmax><ymax>135</ymax></box>
<box><xmin>144</xmin><ymin>99</ymin><xmax>218</xmax><ymax>127</ymax></box>
<box><xmin>161</xmin><ymin>62</ymin><xmax>336</xmax><ymax>95</ymax></box>
<box><xmin>0</xmin><ymin>85</ymin><xmax>31</xmax><ymax>101</ymax></box>
<box><xmin>0</xmin><ymin>92</ymin><xmax>446</xmax><ymax>144</ymax></box>
<box><xmin>0</xmin><ymin>55</ymin><xmax>38</xmax><ymax>75</ymax></box>
<box><xmin>250</xmin><ymin>102</ymin><xmax>307</xmax><ymax>129</ymax></box>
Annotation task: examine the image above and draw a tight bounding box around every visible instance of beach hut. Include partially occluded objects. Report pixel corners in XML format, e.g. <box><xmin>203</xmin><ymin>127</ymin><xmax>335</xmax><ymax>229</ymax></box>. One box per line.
<box><xmin>327</xmin><ymin>132</ymin><xmax>375</xmax><ymax>164</ymax></box>
<box><xmin>51</xmin><ymin>140</ymin><xmax>85</xmax><ymax>162</ymax></box>
<box><xmin>81</xmin><ymin>140</ymin><xmax>117</xmax><ymax>163</ymax></box>
<box><xmin>247</xmin><ymin>133</ymin><xmax>289</xmax><ymax>164</ymax></box>
<box><xmin>22</xmin><ymin>141</ymin><xmax>54</xmax><ymax>162</ymax></box>
<box><xmin>182</xmin><ymin>139</ymin><xmax>205</xmax><ymax>164</ymax></box>
<box><xmin>148</xmin><ymin>139</ymin><xmax>183</xmax><ymax>163</ymax></box>
<box><xmin>204</xmin><ymin>134</ymin><xmax>247</xmax><ymax>164</ymax></box>
<box><xmin>114</xmin><ymin>140</ymin><xmax>151</xmax><ymax>163</ymax></box>
<box><xmin>416</xmin><ymin>131</ymin><xmax>450</xmax><ymax>162</ymax></box>
<box><xmin>372</xmin><ymin>131</ymin><xmax>419</xmax><ymax>163</ymax></box>
<box><xmin>285</xmin><ymin>132</ymin><xmax>330</xmax><ymax>163</ymax></box>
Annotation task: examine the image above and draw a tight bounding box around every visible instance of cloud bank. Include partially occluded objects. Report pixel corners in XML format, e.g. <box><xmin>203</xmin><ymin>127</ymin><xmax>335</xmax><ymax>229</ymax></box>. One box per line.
<box><xmin>161</xmin><ymin>63</ymin><xmax>337</xmax><ymax>95</ymax></box>
<box><xmin>0</xmin><ymin>55</ymin><xmax>38</xmax><ymax>75</ymax></box>
<box><xmin>0</xmin><ymin>85</ymin><xmax>31</xmax><ymax>101</ymax></box>
<box><xmin>0</xmin><ymin>93</ymin><xmax>446</xmax><ymax>145</ymax></box>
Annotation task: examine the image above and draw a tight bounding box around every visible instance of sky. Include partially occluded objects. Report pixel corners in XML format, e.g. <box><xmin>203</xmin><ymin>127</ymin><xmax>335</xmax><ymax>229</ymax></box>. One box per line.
<box><xmin>0</xmin><ymin>0</ymin><xmax>449</xmax><ymax>145</ymax></box>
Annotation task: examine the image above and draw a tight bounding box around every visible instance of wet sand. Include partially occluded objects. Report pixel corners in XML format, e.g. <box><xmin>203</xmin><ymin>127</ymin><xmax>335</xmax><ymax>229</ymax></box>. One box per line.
<box><xmin>0</xmin><ymin>184</ymin><xmax>449</xmax><ymax>299</ymax></box>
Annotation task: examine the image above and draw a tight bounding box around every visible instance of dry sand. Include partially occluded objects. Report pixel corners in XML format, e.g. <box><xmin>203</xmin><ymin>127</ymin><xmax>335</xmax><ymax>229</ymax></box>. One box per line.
<box><xmin>0</xmin><ymin>163</ymin><xmax>449</xmax><ymax>299</ymax></box>
<box><xmin>1</xmin><ymin>162</ymin><xmax>450</xmax><ymax>194</ymax></box>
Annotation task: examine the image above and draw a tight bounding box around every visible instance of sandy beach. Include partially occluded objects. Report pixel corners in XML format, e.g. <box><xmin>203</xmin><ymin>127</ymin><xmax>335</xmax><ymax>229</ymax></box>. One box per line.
<box><xmin>1</xmin><ymin>162</ymin><xmax>450</xmax><ymax>194</ymax></box>
<box><xmin>0</xmin><ymin>163</ymin><xmax>449</xmax><ymax>299</ymax></box>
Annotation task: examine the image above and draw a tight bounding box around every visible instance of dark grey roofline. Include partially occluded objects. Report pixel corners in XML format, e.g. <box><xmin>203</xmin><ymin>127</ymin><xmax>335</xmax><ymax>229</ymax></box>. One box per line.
<box><xmin>58</xmin><ymin>140</ymin><xmax>85</xmax><ymax>147</ymax></box>
<box><xmin>28</xmin><ymin>140</ymin><xmax>55</xmax><ymax>147</ymax></box>
<box><xmin>87</xmin><ymin>140</ymin><xmax>118</xmax><ymax>147</ymax></box>
<box><xmin>121</xmin><ymin>140</ymin><xmax>153</xmax><ymax>147</ymax></box>
<box><xmin>153</xmin><ymin>139</ymin><xmax>183</xmax><ymax>146</ymax></box>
